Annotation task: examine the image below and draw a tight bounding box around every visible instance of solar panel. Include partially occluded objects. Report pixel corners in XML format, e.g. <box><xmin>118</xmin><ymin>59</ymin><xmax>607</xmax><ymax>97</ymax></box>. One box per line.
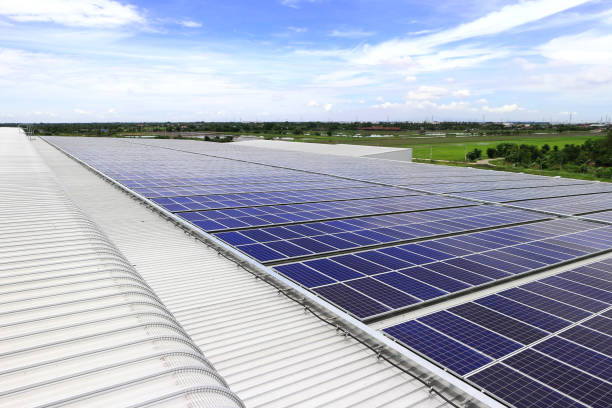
<box><xmin>273</xmin><ymin>220</ymin><xmax>611</xmax><ymax>320</ymax></box>
<box><xmin>214</xmin><ymin>206</ymin><xmax>549</xmax><ymax>261</ymax></box>
<box><xmin>383</xmin><ymin>259</ymin><xmax>612</xmax><ymax>408</ymax></box>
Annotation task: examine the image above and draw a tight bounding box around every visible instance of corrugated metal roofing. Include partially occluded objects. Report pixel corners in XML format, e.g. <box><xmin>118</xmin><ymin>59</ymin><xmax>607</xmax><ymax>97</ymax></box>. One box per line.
<box><xmin>33</xmin><ymin>135</ymin><xmax>479</xmax><ymax>407</ymax></box>
<box><xmin>0</xmin><ymin>128</ymin><xmax>243</xmax><ymax>408</ymax></box>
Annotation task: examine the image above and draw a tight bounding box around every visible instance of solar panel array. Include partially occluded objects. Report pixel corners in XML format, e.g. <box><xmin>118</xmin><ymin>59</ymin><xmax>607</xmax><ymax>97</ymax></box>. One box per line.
<box><xmin>275</xmin><ymin>219</ymin><xmax>611</xmax><ymax>319</ymax></box>
<box><xmin>44</xmin><ymin>136</ymin><xmax>612</xmax><ymax>408</ymax></box>
<box><xmin>384</xmin><ymin>259</ymin><xmax>612</xmax><ymax>408</ymax></box>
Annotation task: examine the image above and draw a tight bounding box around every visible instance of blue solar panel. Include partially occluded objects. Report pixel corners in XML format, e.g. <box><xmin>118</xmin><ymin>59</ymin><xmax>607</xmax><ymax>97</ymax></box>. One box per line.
<box><xmin>346</xmin><ymin>278</ymin><xmax>419</xmax><ymax>308</ymax></box>
<box><xmin>303</xmin><ymin>258</ymin><xmax>364</xmax><ymax>281</ymax></box>
<box><xmin>400</xmin><ymin>266</ymin><xmax>471</xmax><ymax>293</ymax></box>
<box><xmin>374</xmin><ymin>272</ymin><xmax>447</xmax><ymax>300</ymax></box>
<box><xmin>468</xmin><ymin>364</ymin><xmax>587</xmax><ymax>408</ymax></box>
<box><xmin>313</xmin><ymin>284</ymin><xmax>390</xmax><ymax>318</ymax></box>
<box><xmin>560</xmin><ymin>325</ymin><xmax>612</xmax><ymax>356</ymax></box>
<box><xmin>274</xmin><ymin>263</ymin><xmax>335</xmax><ymax>288</ymax></box>
<box><xmin>581</xmin><ymin>315</ymin><xmax>612</xmax><ymax>336</ymax></box>
<box><xmin>330</xmin><ymin>254</ymin><xmax>390</xmax><ymax>275</ymax></box>
<box><xmin>384</xmin><ymin>321</ymin><xmax>491</xmax><ymax>375</ymax></box>
<box><xmin>498</xmin><ymin>287</ymin><xmax>591</xmax><ymax>322</ymax></box>
<box><xmin>534</xmin><ymin>337</ymin><xmax>612</xmax><ymax>382</ymax></box>
<box><xmin>474</xmin><ymin>294</ymin><xmax>571</xmax><ymax>332</ymax></box>
<box><xmin>522</xmin><ymin>281</ymin><xmax>608</xmax><ymax>312</ymax></box>
<box><xmin>503</xmin><ymin>349</ymin><xmax>612</xmax><ymax>408</ymax></box>
<box><xmin>448</xmin><ymin>303</ymin><xmax>548</xmax><ymax>344</ymax></box>
<box><xmin>418</xmin><ymin>311</ymin><xmax>522</xmax><ymax>358</ymax></box>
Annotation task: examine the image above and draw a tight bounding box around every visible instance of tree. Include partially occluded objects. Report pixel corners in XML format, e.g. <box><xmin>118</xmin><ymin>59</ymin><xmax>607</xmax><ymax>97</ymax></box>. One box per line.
<box><xmin>486</xmin><ymin>147</ymin><xmax>497</xmax><ymax>158</ymax></box>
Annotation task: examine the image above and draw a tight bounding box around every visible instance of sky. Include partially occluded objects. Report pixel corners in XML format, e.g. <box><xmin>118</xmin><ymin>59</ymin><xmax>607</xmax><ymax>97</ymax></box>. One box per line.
<box><xmin>0</xmin><ymin>0</ymin><xmax>611</xmax><ymax>123</ymax></box>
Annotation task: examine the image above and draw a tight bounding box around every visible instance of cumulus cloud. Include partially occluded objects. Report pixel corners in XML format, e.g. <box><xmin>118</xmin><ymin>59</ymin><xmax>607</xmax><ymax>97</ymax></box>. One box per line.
<box><xmin>483</xmin><ymin>104</ymin><xmax>523</xmax><ymax>113</ymax></box>
<box><xmin>406</xmin><ymin>85</ymin><xmax>448</xmax><ymax>100</ymax></box>
<box><xmin>453</xmin><ymin>89</ymin><xmax>471</xmax><ymax>97</ymax></box>
<box><xmin>0</xmin><ymin>0</ymin><xmax>145</xmax><ymax>27</ymax></box>
<box><xmin>323</xmin><ymin>103</ymin><xmax>333</xmax><ymax>111</ymax></box>
<box><xmin>307</xmin><ymin>100</ymin><xmax>319</xmax><ymax>107</ymax></box>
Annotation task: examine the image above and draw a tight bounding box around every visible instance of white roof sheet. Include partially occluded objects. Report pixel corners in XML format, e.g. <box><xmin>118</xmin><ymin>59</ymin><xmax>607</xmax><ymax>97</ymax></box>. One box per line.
<box><xmin>233</xmin><ymin>139</ymin><xmax>411</xmax><ymax>159</ymax></box>
<box><xmin>0</xmin><ymin>128</ymin><xmax>243</xmax><ymax>408</ymax></box>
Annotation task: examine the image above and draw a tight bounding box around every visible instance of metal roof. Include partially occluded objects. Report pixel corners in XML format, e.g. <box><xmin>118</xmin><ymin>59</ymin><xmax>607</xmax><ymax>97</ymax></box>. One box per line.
<box><xmin>31</xmin><ymin>134</ymin><xmax>478</xmax><ymax>407</ymax></box>
<box><xmin>233</xmin><ymin>139</ymin><xmax>411</xmax><ymax>159</ymax></box>
<box><xmin>0</xmin><ymin>128</ymin><xmax>243</xmax><ymax>408</ymax></box>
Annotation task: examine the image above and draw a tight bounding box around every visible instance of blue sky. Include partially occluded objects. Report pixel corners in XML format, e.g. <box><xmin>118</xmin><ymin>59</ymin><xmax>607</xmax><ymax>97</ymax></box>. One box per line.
<box><xmin>1</xmin><ymin>0</ymin><xmax>611</xmax><ymax>122</ymax></box>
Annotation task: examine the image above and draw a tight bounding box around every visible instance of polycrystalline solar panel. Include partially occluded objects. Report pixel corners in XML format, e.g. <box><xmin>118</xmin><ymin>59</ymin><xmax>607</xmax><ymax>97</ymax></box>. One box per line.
<box><xmin>384</xmin><ymin>321</ymin><xmax>492</xmax><ymax>375</ymax></box>
<box><xmin>178</xmin><ymin>194</ymin><xmax>471</xmax><ymax>231</ymax></box>
<box><xmin>533</xmin><ymin>337</ymin><xmax>612</xmax><ymax>381</ymax></box>
<box><xmin>135</xmin><ymin>178</ymin><xmax>370</xmax><ymax>198</ymax></box>
<box><xmin>502</xmin><ymin>349</ymin><xmax>612</xmax><ymax>408</ymax></box>
<box><xmin>422</xmin><ymin>178</ymin><xmax>589</xmax><ymax>194</ymax></box>
<box><xmin>456</xmin><ymin>184</ymin><xmax>612</xmax><ymax>203</ymax></box>
<box><xmin>583</xmin><ymin>210</ymin><xmax>612</xmax><ymax>224</ymax></box>
<box><xmin>468</xmin><ymin>364</ymin><xmax>587</xmax><ymax>408</ymax></box>
<box><xmin>384</xmin><ymin>259</ymin><xmax>612</xmax><ymax>408</ymax></box>
<box><xmin>514</xmin><ymin>194</ymin><xmax>612</xmax><ymax>217</ymax></box>
<box><xmin>313</xmin><ymin>283</ymin><xmax>390</xmax><ymax>318</ymax></box>
<box><xmin>273</xmin><ymin>220</ymin><xmax>612</xmax><ymax>320</ymax></box>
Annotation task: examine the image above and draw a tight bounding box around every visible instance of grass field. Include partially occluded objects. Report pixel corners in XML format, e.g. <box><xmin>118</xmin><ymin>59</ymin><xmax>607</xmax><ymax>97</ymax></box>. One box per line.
<box><xmin>408</xmin><ymin>134</ymin><xmax>604</xmax><ymax>161</ymax></box>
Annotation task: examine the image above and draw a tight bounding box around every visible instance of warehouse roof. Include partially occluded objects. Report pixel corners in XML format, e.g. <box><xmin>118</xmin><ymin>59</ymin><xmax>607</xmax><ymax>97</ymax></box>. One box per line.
<box><xmin>32</xmin><ymin>131</ymin><xmax>474</xmax><ymax>407</ymax></box>
<box><xmin>0</xmin><ymin>128</ymin><xmax>243</xmax><ymax>408</ymax></box>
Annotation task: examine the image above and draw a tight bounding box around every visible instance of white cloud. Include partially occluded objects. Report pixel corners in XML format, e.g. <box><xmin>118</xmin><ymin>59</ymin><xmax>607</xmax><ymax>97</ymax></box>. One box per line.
<box><xmin>345</xmin><ymin>0</ymin><xmax>590</xmax><ymax>68</ymax></box>
<box><xmin>406</xmin><ymin>85</ymin><xmax>448</xmax><ymax>100</ymax></box>
<box><xmin>280</xmin><ymin>0</ymin><xmax>317</xmax><ymax>9</ymax></box>
<box><xmin>107</xmin><ymin>107</ymin><xmax>116</xmax><ymax>114</ymax></box>
<box><xmin>323</xmin><ymin>103</ymin><xmax>333</xmax><ymax>111</ymax></box>
<box><xmin>404</xmin><ymin>75</ymin><xmax>417</xmax><ymax>82</ymax></box>
<box><xmin>73</xmin><ymin>108</ymin><xmax>91</xmax><ymax>115</ymax></box>
<box><xmin>453</xmin><ymin>89</ymin><xmax>471</xmax><ymax>97</ymax></box>
<box><xmin>288</xmin><ymin>26</ymin><xmax>307</xmax><ymax>33</ymax></box>
<box><xmin>0</xmin><ymin>0</ymin><xmax>145</xmax><ymax>27</ymax></box>
<box><xmin>181</xmin><ymin>20</ymin><xmax>202</xmax><ymax>28</ymax></box>
<box><xmin>483</xmin><ymin>104</ymin><xmax>523</xmax><ymax>113</ymax></box>
<box><xmin>372</xmin><ymin>101</ymin><xmax>401</xmax><ymax>109</ymax></box>
<box><xmin>477</xmin><ymin>98</ymin><xmax>488</xmax><ymax>104</ymax></box>
<box><xmin>538</xmin><ymin>31</ymin><xmax>612</xmax><ymax>65</ymax></box>
<box><xmin>438</xmin><ymin>101</ymin><xmax>471</xmax><ymax>110</ymax></box>
<box><xmin>307</xmin><ymin>100</ymin><xmax>319</xmax><ymax>107</ymax></box>
<box><xmin>330</xmin><ymin>29</ymin><xmax>375</xmax><ymax>39</ymax></box>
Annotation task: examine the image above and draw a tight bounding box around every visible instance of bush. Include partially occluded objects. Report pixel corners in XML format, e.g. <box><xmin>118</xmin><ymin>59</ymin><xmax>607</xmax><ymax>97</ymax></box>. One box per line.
<box><xmin>466</xmin><ymin>148</ymin><xmax>482</xmax><ymax>162</ymax></box>
<box><xmin>486</xmin><ymin>147</ymin><xmax>497</xmax><ymax>158</ymax></box>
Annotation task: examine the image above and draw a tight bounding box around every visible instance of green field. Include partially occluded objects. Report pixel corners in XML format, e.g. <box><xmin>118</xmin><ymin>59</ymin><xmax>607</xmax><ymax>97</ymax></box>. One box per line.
<box><xmin>409</xmin><ymin>134</ymin><xmax>604</xmax><ymax>161</ymax></box>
